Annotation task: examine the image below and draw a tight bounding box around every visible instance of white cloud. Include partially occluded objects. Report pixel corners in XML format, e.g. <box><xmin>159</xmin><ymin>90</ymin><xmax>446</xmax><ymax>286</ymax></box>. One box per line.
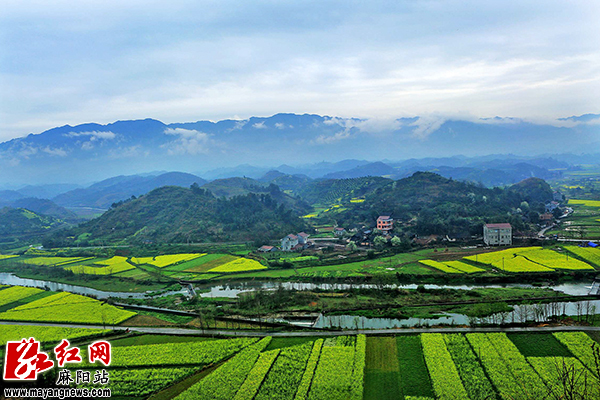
<box><xmin>65</xmin><ymin>131</ymin><xmax>117</xmax><ymax>140</ymax></box>
<box><xmin>314</xmin><ymin>129</ymin><xmax>352</xmax><ymax>144</ymax></box>
<box><xmin>42</xmin><ymin>146</ymin><xmax>68</xmax><ymax>157</ymax></box>
<box><xmin>274</xmin><ymin>122</ymin><xmax>285</xmax><ymax>129</ymax></box>
<box><xmin>409</xmin><ymin>116</ymin><xmax>448</xmax><ymax>140</ymax></box>
<box><xmin>252</xmin><ymin>121</ymin><xmax>267</xmax><ymax>129</ymax></box>
<box><xmin>163</xmin><ymin>127</ymin><xmax>211</xmax><ymax>155</ymax></box>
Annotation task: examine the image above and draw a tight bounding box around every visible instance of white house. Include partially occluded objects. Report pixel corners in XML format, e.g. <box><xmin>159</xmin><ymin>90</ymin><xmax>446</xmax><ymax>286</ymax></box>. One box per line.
<box><xmin>483</xmin><ymin>223</ymin><xmax>512</xmax><ymax>246</ymax></box>
<box><xmin>281</xmin><ymin>234</ymin><xmax>299</xmax><ymax>251</ymax></box>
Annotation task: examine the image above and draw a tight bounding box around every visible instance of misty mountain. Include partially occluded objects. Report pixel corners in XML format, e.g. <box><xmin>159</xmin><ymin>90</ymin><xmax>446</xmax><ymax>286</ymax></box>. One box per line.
<box><xmin>322</xmin><ymin>162</ymin><xmax>397</xmax><ymax>179</ymax></box>
<box><xmin>16</xmin><ymin>184</ymin><xmax>81</xmax><ymax>199</ymax></box>
<box><xmin>3</xmin><ymin>113</ymin><xmax>596</xmax><ymax>185</ymax></box>
<box><xmin>10</xmin><ymin>198</ymin><xmax>78</xmax><ymax>220</ymax></box>
<box><xmin>258</xmin><ymin>171</ymin><xmax>313</xmax><ymax>192</ymax></box>
<box><xmin>53</xmin><ymin>172</ymin><xmax>206</xmax><ymax>209</ymax></box>
<box><xmin>0</xmin><ymin>190</ymin><xmax>25</xmax><ymax>203</ymax></box>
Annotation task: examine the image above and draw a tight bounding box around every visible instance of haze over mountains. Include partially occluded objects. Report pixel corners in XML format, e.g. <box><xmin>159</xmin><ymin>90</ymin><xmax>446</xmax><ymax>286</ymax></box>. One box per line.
<box><xmin>0</xmin><ymin>113</ymin><xmax>598</xmax><ymax>185</ymax></box>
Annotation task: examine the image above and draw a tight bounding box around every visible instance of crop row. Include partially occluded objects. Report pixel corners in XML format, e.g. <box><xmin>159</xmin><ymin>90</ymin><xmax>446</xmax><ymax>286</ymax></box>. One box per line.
<box><xmin>564</xmin><ymin>246</ymin><xmax>600</xmax><ymax>267</ymax></box>
<box><xmin>209</xmin><ymin>257</ymin><xmax>267</xmax><ymax>273</ymax></box>
<box><xmin>444</xmin><ymin>260</ymin><xmax>485</xmax><ymax>273</ymax></box>
<box><xmin>0</xmin><ymin>291</ymin><xmax>136</xmax><ymax>325</ymax></box>
<box><xmin>308</xmin><ymin>346</ymin><xmax>355</xmax><ymax>400</ymax></box>
<box><xmin>519</xmin><ymin>248</ymin><xmax>593</xmax><ymax>270</ymax></box>
<box><xmin>175</xmin><ymin>337</ymin><xmax>272</xmax><ymax>400</ymax></box>
<box><xmin>20</xmin><ymin>256</ymin><xmax>91</xmax><ymax>266</ymax></box>
<box><xmin>418</xmin><ymin>259</ymin><xmax>463</xmax><ymax>273</ymax></box>
<box><xmin>0</xmin><ymin>286</ymin><xmax>43</xmax><ymax>307</ymax></box>
<box><xmin>234</xmin><ymin>349</ymin><xmax>280</xmax><ymax>400</ymax></box>
<box><xmin>421</xmin><ymin>333</ymin><xmax>469</xmax><ymax>399</ymax></box>
<box><xmin>443</xmin><ymin>333</ymin><xmax>497</xmax><ymax>400</ymax></box>
<box><xmin>569</xmin><ymin>199</ymin><xmax>600</xmax><ymax>207</ymax></box>
<box><xmin>466</xmin><ymin>333</ymin><xmax>546</xmax><ymax>399</ymax></box>
<box><xmin>255</xmin><ymin>341</ymin><xmax>313</xmax><ymax>400</ymax></box>
<box><xmin>528</xmin><ymin>356</ymin><xmax>599</xmax><ymax>398</ymax></box>
<box><xmin>294</xmin><ymin>340</ymin><xmax>324</xmax><ymax>400</ymax></box>
<box><xmin>132</xmin><ymin>253</ymin><xmax>204</xmax><ymax>268</ymax></box>
<box><xmin>553</xmin><ymin>332</ymin><xmax>600</xmax><ymax>375</ymax></box>
<box><xmin>350</xmin><ymin>334</ymin><xmax>366</xmax><ymax>400</ymax></box>
<box><xmin>104</xmin><ymin>337</ymin><xmax>258</xmax><ymax>367</ymax></box>
<box><xmin>66</xmin><ymin>263</ymin><xmax>134</xmax><ymax>275</ymax></box>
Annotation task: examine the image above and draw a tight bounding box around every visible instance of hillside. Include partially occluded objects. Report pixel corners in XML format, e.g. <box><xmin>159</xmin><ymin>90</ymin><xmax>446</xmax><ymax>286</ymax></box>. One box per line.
<box><xmin>10</xmin><ymin>198</ymin><xmax>78</xmax><ymax>220</ymax></box>
<box><xmin>295</xmin><ymin>176</ymin><xmax>393</xmax><ymax>205</ymax></box>
<box><xmin>332</xmin><ymin>172</ymin><xmax>549</xmax><ymax>236</ymax></box>
<box><xmin>44</xmin><ymin>186</ymin><xmax>309</xmax><ymax>247</ymax></box>
<box><xmin>200</xmin><ymin>177</ymin><xmax>310</xmax><ymax>213</ymax></box>
<box><xmin>0</xmin><ymin>207</ymin><xmax>67</xmax><ymax>242</ymax></box>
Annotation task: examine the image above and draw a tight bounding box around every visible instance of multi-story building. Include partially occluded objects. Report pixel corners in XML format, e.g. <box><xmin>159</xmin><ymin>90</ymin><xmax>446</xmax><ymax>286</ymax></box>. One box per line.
<box><xmin>483</xmin><ymin>223</ymin><xmax>512</xmax><ymax>246</ymax></box>
<box><xmin>377</xmin><ymin>215</ymin><xmax>393</xmax><ymax>232</ymax></box>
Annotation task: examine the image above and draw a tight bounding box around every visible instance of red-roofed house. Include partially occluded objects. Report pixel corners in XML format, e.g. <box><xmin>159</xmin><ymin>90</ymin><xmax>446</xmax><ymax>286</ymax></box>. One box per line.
<box><xmin>297</xmin><ymin>232</ymin><xmax>310</xmax><ymax>244</ymax></box>
<box><xmin>483</xmin><ymin>223</ymin><xmax>512</xmax><ymax>246</ymax></box>
<box><xmin>377</xmin><ymin>216</ymin><xmax>393</xmax><ymax>232</ymax></box>
<box><xmin>258</xmin><ymin>245</ymin><xmax>277</xmax><ymax>252</ymax></box>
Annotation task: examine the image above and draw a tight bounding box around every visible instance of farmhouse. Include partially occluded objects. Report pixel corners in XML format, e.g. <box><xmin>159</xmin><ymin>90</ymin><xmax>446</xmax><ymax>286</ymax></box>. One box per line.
<box><xmin>483</xmin><ymin>223</ymin><xmax>512</xmax><ymax>246</ymax></box>
<box><xmin>545</xmin><ymin>201</ymin><xmax>560</xmax><ymax>213</ymax></box>
<box><xmin>377</xmin><ymin>215</ymin><xmax>393</xmax><ymax>232</ymax></box>
<box><xmin>539</xmin><ymin>213</ymin><xmax>554</xmax><ymax>226</ymax></box>
<box><xmin>334</xmin><ymin>227</ymin><xmax>346</xmax><ymax>236</ymax></box>
<box><xmin>281</xmin><ymin>232</ymin><xmax>311</xmax><ymax>251</ymax></box>
<box><xmin>257</xmin><ymin>245</ymin><xmax>277</xmax><ymax>252</ymax></box>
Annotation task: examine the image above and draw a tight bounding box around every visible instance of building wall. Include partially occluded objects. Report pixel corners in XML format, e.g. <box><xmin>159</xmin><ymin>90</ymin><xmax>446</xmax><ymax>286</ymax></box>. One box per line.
<box><xmin>484</xmin><ymin>227</ymin><xmax>512</xmax><ymax>245</ymax></box>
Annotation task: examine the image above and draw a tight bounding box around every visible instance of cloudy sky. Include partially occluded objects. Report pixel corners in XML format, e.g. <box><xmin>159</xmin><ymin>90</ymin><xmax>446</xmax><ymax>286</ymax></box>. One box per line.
<box><xmin>1</xmin><ymin>0</ymin><xmax>598</xmax><ymax>142</ymax></box>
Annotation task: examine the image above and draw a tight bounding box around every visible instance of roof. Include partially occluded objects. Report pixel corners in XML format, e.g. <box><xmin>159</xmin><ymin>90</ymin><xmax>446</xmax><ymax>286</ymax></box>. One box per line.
<box><xmin>285</xmin><ymin>234</ymin><xmax>298</xmax><ymax>240</ymax></box>
<box><xmin>377</xmin><ymin>215</ymin><xmax>392</xmax><ymax>220</ymax></box>
<box><xmin>485</xmin><ymin>223</ymin><xmax>512</xmax><ymax>229</ymax></box>
<box><xmin>335</xmin><ymin>227</ymin><xmax>345</xmax><ymax>231</ymax></box>
<box><xmin>297</xmin><ymin>232</ymin><xmax>309</xmax><ymax>237</ymax></box>
<box><xmin>259</xmin><ymin>245</ymin><xmax>274</xmax><ymax>250</ymax></box>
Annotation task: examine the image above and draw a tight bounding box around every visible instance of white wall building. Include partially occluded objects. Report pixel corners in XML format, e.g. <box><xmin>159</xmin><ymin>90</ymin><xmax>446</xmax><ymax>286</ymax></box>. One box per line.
<box><xmin>483</xmin><ymin>223</ymin><xmax>512</xmax><ymax>246</ymax></box>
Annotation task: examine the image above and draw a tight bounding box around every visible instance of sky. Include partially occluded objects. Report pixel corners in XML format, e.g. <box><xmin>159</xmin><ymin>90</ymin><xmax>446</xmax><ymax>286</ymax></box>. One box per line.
<box><xmin>1</xmin><ymin>0</ymin><xmax>599</xmax><ymax>142</ymax></box>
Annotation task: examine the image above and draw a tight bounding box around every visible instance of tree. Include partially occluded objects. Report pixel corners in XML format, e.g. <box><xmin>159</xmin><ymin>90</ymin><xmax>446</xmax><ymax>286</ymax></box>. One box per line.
<box><xmin>390</xmin><ymin>236</ymin><xmax>402</xmax><ymax>247</ymax></box>
<box><xmin>346</xmin><ymin>241</ymin><xmax>357</xmax><ymax>251</ymax></box>
<box><xmin>373</xmin><ymin>236</ymin><xmax>387</xmax><ymax>250</ymax></box>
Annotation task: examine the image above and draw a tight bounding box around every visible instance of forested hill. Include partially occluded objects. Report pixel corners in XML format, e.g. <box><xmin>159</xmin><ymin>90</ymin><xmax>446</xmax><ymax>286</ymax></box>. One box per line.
<box><xmin>43</xmin><ymin>186</ymin><xmax>309</xmax><ymax>247</ymax></box>
<box><xmin>0</xmin><ymin>208</ymin><xmax>68</xmax><ymax>240</ymax></box>
<box><xmin>333</xmin><ymin>172</ymin><xmax>554</xmax><ymax>236</ymax></box>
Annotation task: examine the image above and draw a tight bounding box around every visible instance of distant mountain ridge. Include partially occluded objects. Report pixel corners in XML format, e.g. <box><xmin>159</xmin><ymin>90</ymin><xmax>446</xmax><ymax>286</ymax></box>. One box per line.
<box><xmin>1</xmin><ymin>112</ymin><xmax>598</xmax><ymax>184</ymax></box>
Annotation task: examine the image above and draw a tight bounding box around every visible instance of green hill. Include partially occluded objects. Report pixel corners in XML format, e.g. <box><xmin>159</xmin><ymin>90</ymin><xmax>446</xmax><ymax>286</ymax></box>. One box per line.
<box><xmin>0</xmin><ymin>207</ymin><xmax>67</xmax><ymax>243</ymax></box>
<box><xmin>332</xmin><ymin>172</ymin><xmax>549</xmax><ymax>236</ymax></box>
<box><xmin>44</xmin><ymin>186</ymin><xmax>309</xmax><ymax>246</ymax></box>
<box><xmin>295</xmin><ymin>176</ymin><xmax>393</xmax><ymax>205</ymax></box>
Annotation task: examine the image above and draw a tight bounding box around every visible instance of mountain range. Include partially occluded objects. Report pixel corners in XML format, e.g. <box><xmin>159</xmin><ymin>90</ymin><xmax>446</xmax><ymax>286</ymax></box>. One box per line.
<box><xmin>1</xmin><ymin>113</ymin><xmax>598</xmax><ymax>184</ymax></box>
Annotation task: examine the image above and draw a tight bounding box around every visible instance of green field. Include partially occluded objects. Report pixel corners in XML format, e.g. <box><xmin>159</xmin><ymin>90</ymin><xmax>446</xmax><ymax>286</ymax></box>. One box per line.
<box><xmin>0</xmin><ymin>330</ymin><xmax>598</xmax><ymax>398</ymax></box>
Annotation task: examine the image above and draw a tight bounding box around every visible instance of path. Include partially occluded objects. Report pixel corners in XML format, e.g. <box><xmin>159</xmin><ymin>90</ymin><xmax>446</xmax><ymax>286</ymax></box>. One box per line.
<box><xmin>3</xmin><ymin>320</ymin><xmax>600</xmax><ymax>337</ymax></box>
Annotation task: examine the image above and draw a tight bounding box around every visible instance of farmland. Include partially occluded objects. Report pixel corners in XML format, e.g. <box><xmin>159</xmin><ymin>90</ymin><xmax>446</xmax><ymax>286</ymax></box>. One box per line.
<box><xmin>1</xmin><ymin>329</ymin><xmax>600</xmax><ymax>398</ymax></box>
<box><xmin>0</xmin><ymin>287</ymin><xmax>136</xmax><ymax>324</ymax></box>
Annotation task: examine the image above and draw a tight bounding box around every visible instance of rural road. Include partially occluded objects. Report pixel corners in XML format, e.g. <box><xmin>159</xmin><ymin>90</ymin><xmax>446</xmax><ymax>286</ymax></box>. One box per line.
<box><xmin>3</xmin><ymin>320</ymin><xmax>600</xmax><ymax>337</ymax></box>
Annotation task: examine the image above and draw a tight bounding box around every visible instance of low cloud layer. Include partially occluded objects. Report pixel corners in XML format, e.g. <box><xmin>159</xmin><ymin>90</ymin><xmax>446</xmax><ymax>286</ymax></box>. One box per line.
<box><xmin>162</xmin><ymin>127</ymin><xmax>211</xmax><ymax>155</ymax></box>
